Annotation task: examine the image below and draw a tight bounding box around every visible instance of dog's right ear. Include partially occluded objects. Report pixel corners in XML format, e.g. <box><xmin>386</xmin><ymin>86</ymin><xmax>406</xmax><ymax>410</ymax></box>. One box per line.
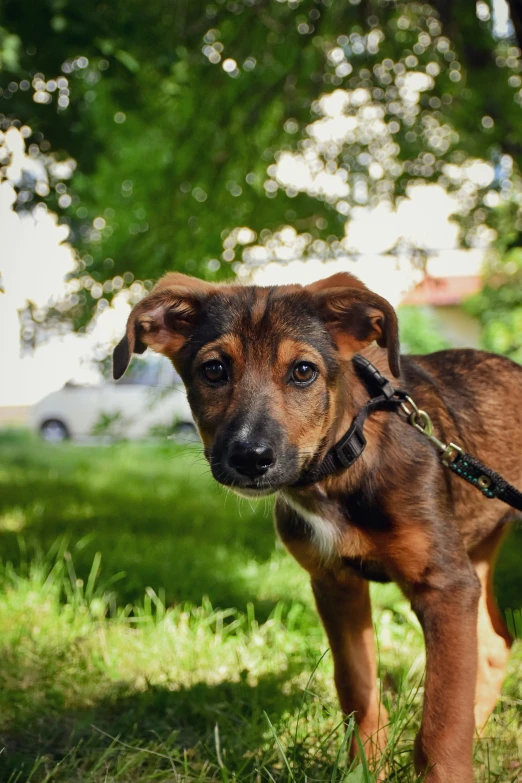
<box><xmin>306</xmin><ymin>272</ymin><xmax>401</xmax><ymax>377</ymax></box>
<box><xmin>112</xmin><ymin>273</ymin><xmax>214</xmax><ymax>380</ymax></box>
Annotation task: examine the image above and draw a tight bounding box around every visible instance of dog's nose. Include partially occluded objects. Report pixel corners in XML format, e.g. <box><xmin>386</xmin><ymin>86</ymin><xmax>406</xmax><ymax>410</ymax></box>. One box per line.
<box><xmin>228</xmin><ymin>441</ymin><xmax>275</xmax><ymax>478</ymax></box>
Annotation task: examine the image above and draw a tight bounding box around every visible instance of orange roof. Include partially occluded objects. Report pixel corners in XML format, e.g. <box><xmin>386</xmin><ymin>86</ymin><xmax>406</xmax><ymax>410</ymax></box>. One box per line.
<box><xmin>402</xmin><ymin>276</ymin><xmax>482</xmax><ymax>306</ymax></box>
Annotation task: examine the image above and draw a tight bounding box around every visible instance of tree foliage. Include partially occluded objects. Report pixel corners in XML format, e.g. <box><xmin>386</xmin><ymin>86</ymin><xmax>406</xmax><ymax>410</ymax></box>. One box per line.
<box><xmin>466</xmin><ymin>203</ymin><xmax>522</xmax><ymax>362</ymax></box>
<box><xmin>398</xmin><ymin>304</ymin><xmax>451</xmax><ymax>353</ymax></box>
<box><xmin>0</xmin><ymin>0</ymin><xmax>521</xmax><ymax>332</ymax></box>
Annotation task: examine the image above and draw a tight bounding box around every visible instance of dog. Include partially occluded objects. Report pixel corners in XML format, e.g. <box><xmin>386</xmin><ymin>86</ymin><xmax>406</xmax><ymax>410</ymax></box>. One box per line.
<box><xmin>113</xmin><ymin>271</ymin><xmax>519</xmax><ymax>783</ymax></box>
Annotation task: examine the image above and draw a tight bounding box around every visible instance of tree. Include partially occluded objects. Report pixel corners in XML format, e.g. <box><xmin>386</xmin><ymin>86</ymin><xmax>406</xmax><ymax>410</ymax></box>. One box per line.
<box><xmin>466</xmin><ymin>199</ymin><xmax>522</xmax><ymax>362</ymax></box>
<box><xmin>1</xmin><ymin>0</ymin><xmax>521</xmax><ymax>334</ymax></box>
<box><xmin>398</xmin><ymin>304</ymin><xmax>451</xmax><ymax>353</ymax></box>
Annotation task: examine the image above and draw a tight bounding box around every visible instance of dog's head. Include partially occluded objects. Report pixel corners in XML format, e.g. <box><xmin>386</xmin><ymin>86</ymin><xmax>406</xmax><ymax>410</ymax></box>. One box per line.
<box><xmin>113</xmin><ymin>272</ymin><xmax>399</xmax><ymax>495</ymax></box>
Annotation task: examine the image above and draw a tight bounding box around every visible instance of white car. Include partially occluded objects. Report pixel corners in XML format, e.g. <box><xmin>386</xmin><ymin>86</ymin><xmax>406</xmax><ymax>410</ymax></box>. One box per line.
<box><xmin>30</xmin><ymin>357</ymin><xmax>196</xmax><ymax>443</ymax></box>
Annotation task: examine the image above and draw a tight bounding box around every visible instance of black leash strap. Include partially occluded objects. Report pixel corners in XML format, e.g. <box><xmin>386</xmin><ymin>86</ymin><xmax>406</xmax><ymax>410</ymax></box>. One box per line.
<box><xmin>445</xmin><ymin>450</ymin><xmax>522</xmax><ymax>510</ymax></box>
<box><xmin>399</xmin><ymin>393</ymin><xmax>522</xmax><ymax>512</ymax></box>
<box><xmin>293</xmin><ymin>355</ymin><xmax>522</xmax><ymax>514</ymax></box>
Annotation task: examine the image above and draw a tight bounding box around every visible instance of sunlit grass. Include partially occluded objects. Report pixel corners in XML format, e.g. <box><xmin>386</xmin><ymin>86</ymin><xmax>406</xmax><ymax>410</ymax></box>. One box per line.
<box><xmin>0</xmin><ymin>430</ymin><xmax>520</xmax><ymax>782</ymax></box>
<box><xmin>0</xmin><ymin>549</ymin><xmax>520</xmax><ymax>783</ymax></box>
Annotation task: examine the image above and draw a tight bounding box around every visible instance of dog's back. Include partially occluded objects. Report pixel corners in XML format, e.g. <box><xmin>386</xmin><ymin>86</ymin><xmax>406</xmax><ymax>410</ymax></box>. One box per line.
<box><xmin>399</xmin><ymin>348</ymin><xmax>522</xmax><ymax>545</ymax></box>
<box><xmin>405</xmin><ymin>348</ymin><xmax>522</xmax><ymax>478</ymax></box>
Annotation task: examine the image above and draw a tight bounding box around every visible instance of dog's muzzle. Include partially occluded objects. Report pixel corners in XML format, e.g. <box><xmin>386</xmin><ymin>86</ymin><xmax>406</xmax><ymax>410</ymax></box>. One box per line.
<box><xmin>208</xmin><ymin>435</ymin><xmax>300</xmax><ymax>495</ymax></box>
<box><xmin>227</xmin><ymin>440</ymin><xmax>275</xmax><ymax>479</ymax></box>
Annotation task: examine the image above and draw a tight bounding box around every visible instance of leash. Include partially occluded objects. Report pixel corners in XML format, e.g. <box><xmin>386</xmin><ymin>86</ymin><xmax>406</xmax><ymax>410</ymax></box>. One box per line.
<box><xmin>293</xmin><ymin>355</ymin><xmax>522</xmax><ymax>514</ymax></box>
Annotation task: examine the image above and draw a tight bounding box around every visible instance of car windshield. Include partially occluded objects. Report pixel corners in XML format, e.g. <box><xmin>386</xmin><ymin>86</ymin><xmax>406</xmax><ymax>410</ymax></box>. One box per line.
<box><xmin>116</xmin><ymin>357</ymin><xmax>181</xmax><ymax>386</ymax></box>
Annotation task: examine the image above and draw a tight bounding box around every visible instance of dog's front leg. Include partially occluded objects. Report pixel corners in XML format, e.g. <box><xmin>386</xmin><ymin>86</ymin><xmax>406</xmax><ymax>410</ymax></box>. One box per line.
<box><xmin>408</xmin><ymin>565</ymin><xmax>481</xmax><ymax>783</ymax></box>
<box><xmin>312</xmin><ymin>570</ymin><xmax>388</xmax><ymax>762</ymax></box>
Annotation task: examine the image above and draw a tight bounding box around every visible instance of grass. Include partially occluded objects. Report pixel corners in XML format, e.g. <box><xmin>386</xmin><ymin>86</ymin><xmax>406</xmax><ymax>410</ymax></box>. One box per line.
<box><xmin>0</xmin><ymin>429</ymin><xmax>520</xmax><ymax>782</ymax></box>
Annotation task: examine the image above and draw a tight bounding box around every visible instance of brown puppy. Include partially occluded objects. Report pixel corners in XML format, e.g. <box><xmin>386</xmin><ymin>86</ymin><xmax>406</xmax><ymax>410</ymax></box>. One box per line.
<box><xmin>114</xmin><ymin>272</ymin><xmax>519</xmax><ymax>783</ymax></box>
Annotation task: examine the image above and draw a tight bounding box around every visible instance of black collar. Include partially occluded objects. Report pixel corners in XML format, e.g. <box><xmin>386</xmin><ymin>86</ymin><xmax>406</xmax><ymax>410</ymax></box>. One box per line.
<box><xmin>291</xmin><ymin>355</ymin><xmax>405</xmax><ymax>488</ymax></box>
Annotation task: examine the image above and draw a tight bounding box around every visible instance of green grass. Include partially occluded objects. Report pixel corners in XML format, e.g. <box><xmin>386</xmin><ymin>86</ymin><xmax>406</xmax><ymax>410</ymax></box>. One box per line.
<box><xmin>0</xmin><ymin>430</ymin><xmax>520</xmax><ymax>782</ymax></box>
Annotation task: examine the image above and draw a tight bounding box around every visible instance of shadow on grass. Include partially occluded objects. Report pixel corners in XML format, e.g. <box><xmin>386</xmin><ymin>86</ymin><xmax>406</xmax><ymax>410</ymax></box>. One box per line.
<box><xmin>0</xmin><ymin>432</ymin><xmax>520</xmax><ymax>783</ymax></box>
<box><xmin>0</xmin><ymin>430</ymin><xmax>520</xmax><ymax>621</ymax></box>
<box><xmin>0</xmin><ymin>431</ymin><xmax>293</xmax><ymax>618</ymax></box>
<box><xmin>1</xmin><ymin>667</ymin><xmax>322</xmax><ymax>783</ymax></box>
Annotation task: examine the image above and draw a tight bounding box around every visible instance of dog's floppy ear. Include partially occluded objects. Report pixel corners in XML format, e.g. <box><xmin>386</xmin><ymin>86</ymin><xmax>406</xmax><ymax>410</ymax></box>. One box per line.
<box><xmin>112</xmin><ymin>273</ymin><xmax>213</xmax><ymax>380</ymax></box>
<box><xmin>306</xmin><ymin>273</ymin><xmax>400</xmax><ymax>377</ymax></box>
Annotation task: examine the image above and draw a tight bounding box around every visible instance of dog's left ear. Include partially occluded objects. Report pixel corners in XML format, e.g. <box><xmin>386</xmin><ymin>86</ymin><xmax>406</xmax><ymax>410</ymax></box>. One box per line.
<box><xmin>307</xmin><ymin>273</ymin><xmax>400</xmax><ymax>377</ymax></box>
<box><xmin>113</xmin><ymin>273</ymin><xmax>214</xmax><ymax>380</ymax></box>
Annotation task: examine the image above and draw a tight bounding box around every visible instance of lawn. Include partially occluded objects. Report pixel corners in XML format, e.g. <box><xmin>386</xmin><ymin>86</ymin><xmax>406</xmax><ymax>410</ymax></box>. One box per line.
<box><xmin>0</xmin><ymin>429</ymin><xmax>520</xmax><ymax>783</ymax></box>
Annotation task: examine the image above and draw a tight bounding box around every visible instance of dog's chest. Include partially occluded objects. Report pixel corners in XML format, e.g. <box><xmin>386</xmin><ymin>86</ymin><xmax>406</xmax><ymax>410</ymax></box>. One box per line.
<box><xmin>281</xmin><ymin>490</ymin><xmax>389</xmax><ymax>565</ymax></box>
<box><xmin>339</xmin><ymin>489</ymin><xmax>393</xmax><ymax>532</ymax></box>
<box><xmin>282</xmin><ymin>494</ymin><xmax>341</xmax><ymax>560</ymax></box>
<box><xmin>341</xmin><ymin>556</ymin><xmax>391</xmax><ymax>583</ymax></box>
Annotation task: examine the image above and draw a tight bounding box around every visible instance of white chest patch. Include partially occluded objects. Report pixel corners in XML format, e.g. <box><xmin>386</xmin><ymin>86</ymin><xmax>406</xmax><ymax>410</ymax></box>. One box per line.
<box><xmin>281</xmin><ymin>493</ymin><xmax>340</xmax><ymax>561</ymax></box>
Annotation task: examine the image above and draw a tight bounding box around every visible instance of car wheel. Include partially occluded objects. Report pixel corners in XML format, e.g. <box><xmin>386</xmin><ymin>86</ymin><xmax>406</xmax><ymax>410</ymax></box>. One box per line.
<box><xmin>40</xmin><ymin>419</ymin><xmax>70</xmax><ymax>444</ymax></box>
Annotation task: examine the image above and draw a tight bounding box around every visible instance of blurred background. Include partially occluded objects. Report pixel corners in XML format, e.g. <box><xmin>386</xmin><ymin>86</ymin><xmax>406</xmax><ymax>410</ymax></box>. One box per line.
<box><xmin>0</xmin><ymin>2</ymin><xmax>521</xmax><ymax>782</ymax></box>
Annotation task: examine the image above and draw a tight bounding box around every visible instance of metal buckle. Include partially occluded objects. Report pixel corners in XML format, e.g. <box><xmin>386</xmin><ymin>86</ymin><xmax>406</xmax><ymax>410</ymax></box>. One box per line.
<box><xmin>441</xmin><ymin>442</ymin><xmax>463</xmax><ymax>466</ymax></box>
<box><xmin>399</xmin><ymin>394</ymin><xmax>464</xmax><ymax>460</ymax></box>
<box><xmin>399</xmin><ymin>395</ymin><xmax>419</xmax><ymax>420</ymax></box>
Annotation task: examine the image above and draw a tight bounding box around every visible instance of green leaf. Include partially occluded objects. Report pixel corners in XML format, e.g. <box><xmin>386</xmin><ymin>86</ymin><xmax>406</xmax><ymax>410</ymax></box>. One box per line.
<box><xmin>343</xmin><ymin>765</ymin><xmax>375</xmax><ymax>783</ymax></box>
<box><xmin>114</xmin><ymin>48</ymin><xmax>139</xmax><ymax>72</ymax></box>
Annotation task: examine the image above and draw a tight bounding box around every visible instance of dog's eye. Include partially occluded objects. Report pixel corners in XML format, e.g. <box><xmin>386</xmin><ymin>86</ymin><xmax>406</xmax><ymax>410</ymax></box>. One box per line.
<box><xmin>291</xmin><ymin>362</ymin><xmax>317</xmax><ymax>386</ymax></box>
<box><xmin>202</xmin><ymin>360</ymin><xmax>228</xmax><ymax>384</ymax></box>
